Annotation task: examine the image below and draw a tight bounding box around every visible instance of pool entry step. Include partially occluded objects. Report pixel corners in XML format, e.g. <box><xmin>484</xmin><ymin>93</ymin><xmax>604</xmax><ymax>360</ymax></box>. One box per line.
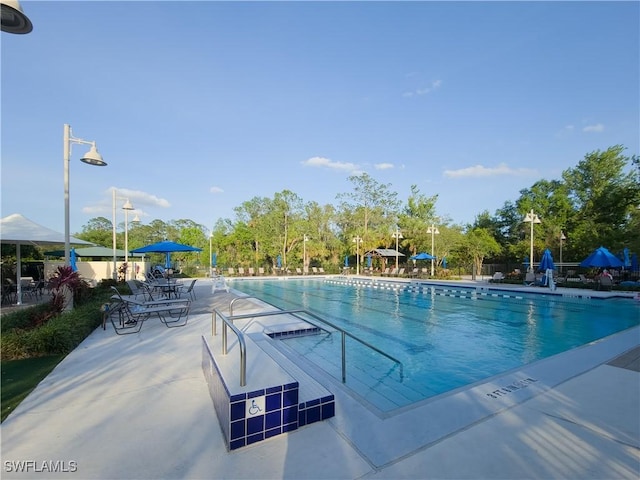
<box><xmin>201</xmin><ymin>318</ymin><xmax>335</xmax><ymax>450</ymax></box>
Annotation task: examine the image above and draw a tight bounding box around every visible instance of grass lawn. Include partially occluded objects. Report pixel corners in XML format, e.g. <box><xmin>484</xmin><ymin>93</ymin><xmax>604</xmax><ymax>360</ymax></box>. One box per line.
<box><xmin>1</xmin><ymin>355</ymin><xmax>64</xmax><ymax>422</ymax></box>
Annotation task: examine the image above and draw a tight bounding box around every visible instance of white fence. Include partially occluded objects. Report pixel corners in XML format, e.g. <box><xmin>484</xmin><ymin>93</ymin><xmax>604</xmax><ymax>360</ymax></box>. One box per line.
<box><xmin>45</xmin><ymin>260</ymin><xmax>151</xmax><ymax>285</ymax></box>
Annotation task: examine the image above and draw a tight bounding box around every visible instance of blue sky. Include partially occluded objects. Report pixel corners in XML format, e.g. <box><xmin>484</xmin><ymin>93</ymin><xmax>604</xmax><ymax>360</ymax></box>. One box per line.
<box><xmin>2</xmin><ymin>1</ymin><xmax>638</xmax><ymax>237</ymax></box>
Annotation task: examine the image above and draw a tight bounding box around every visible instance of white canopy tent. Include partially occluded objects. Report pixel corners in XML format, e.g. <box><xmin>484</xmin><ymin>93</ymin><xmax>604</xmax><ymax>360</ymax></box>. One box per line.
<box><xmin>0</xmin><ymin>213</ymin><xmax>93</xmax><ymax>304</ymax></box>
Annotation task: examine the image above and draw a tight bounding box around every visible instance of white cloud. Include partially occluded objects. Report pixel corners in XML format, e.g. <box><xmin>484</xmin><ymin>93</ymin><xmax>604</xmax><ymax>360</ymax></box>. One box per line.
<box><xmin>403</xmin><ymin>79</ymin><xmax>442</xmax><ymax>97</ymax></box>
<box><xmin>444</xmin><ymin>163</ymin><xmax>538</xmax><ymax>178</ymax></box>
<box><xmin>82</xmin><ymin>188</ymin><xmax>171</xmax><ymax>217</ymax></box>
<box><xmin>116</xmin><ymin>188</ymin><xmax>171</xmax><ymax>208</ymax></box>
<box><xmin>210</xmin><ymin>186</ymin><xmax>224</xmax><ymax>194</ymax></box>
<box><xmin>374</xmin><ymin>163</ymin><xmax>394</xmax><ymax>170</ymax></box>
<box><xmin>583</xmin><ymin>123</ymin><xmax>604</xmax><ymax>133</ymax></box>
<box><xmin>301</xmin><ymin>156</ymin><xmax>359</xmax><ymax>172</ymax></box>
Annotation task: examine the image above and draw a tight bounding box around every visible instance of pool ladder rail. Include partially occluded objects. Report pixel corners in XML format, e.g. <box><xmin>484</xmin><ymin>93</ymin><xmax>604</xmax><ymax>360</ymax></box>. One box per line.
<box><xmin>212</xmin><ymin>296</ymin><xmax>404</xmax><ymax>387</ymax></box>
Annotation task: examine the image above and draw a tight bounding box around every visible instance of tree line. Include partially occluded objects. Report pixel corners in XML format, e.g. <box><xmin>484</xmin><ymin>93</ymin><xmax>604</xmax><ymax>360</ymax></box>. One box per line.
<box><xmin>59</xmin><ymin>145</ymin><xmax>640</xmax><ymax>274</ymax></box>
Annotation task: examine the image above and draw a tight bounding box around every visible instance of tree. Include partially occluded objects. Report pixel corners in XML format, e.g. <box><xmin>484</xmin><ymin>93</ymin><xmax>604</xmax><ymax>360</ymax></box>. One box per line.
<box><xmin>456</xmin><ymin>228</ymin><xmax>502</xmax><ymax>277</ymax></box>
<box><xmin>399</xmin><ymin>185</ymin><xmax>438</xmax><ymax>256</ymax></box>
<box><xmin>336</xmin><ymin>172</ymin><xmax>401</xmax><ymax>255</ymax></box>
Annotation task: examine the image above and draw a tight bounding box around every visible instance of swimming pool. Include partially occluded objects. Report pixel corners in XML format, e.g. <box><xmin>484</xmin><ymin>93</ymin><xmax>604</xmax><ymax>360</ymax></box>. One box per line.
<box><xmin>231</xmin><ymin>278</ymin><xmax>640</xmax><ymax>412</ymax></box>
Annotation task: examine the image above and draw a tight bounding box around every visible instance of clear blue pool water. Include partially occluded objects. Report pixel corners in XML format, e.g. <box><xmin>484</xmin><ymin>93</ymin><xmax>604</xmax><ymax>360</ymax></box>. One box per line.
<box><xmin>232</xmin><ymin>278</ymin><xmax>640</xmax><ymax>411</ymax></box>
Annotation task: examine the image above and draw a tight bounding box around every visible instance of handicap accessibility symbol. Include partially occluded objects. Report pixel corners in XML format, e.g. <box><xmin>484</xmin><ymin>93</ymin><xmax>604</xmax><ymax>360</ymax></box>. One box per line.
<box><xmin>249</xmin><ymin>399</ymin><xmax>262</xmax><ymax>415</ymax></box>
<box><xmin>245</xmin><ymin>396</ymin><xmax>265</xmax><ymax>417</ymax></box>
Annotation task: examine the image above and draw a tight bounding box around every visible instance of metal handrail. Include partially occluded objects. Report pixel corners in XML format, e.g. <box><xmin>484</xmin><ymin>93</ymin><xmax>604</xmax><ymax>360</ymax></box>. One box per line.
<box><xmin>229</xmin><ymin>295</ymin><xmax>260</xmax><ymax>317</ymax></box>
<box><xmin>213</xmin><ymin>308</ymin><xmax>247</xmax><ymax>386</ymax></box>
<box><xmin>222</xmin><ymin>305</ymin><xmax>403</xmax><ymax>384</ymax></box>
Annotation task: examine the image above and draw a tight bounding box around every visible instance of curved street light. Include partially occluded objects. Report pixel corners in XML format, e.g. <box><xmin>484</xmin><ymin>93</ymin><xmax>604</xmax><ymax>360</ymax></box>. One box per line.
<box><xmin>523</xmin><ymin>209</ymin><xmax>542</xmax><ymax>273</ymax></box>
<box><xmin>352</xmin><ymin>236</ymin><xmax>362</xmax><ymax>275</ymax></box>
<box><xmin>426</xmin><ymin>223</ymin><xmax>439</xmax><ymax>276</ymax></box>
<box><xmin>1</xmin><ymin>0</ymin><xmax>33</xmax><ymax>34</ymax></box>
<box><xmin>303</xmin><ymin>234</ymin><xmax>310</xmax><ymax>274</ymax></box>
<box><xmin>392</xmin><ymin>227</ymin><xmax>403</xmax><ymax>271</ymax></box>
<box><xmin>64</xmin><ymin>124</ymin><xmax>106</xmax><ymax>267</ymax></box>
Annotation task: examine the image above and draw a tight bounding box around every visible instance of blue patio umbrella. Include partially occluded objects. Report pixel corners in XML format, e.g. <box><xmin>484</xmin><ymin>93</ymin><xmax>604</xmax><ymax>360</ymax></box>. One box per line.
<box><xmin>70</xmin><ymin>248</ymin><xmax>78</xmax><ymax>272</ymax></box>
<box><xmin>631</xmin><ymin>253</ymin><xmax>639</xmax><ymax>273</ymax></box>
<box><xmin>441</xmin><ymin>257</ymin><xmax>447</xmax><ymax>269</ymax></box>
<box><xmin>623</xmin><ymin>248</ymin><xmax>631</xmax><ymax>267</ymax></box>
<box><xmin>538</xmin><ymin>249</ymin><xmax>555</xmax><ymax>272</ymax></box>
<box><xmin>276</xmin><ymin>255</ymin><xmax>282</xmax><ymax>268</ymax></box>
<box><xmin>523</xmin><ymin>256</ymin><xmax>529</xmax><ymax>269</ymax></box>
<box><xmin>131</xmin><ymin>240</ymin><xmax>202</xmax><ymax>271</ymax></box>
<box><xmin>579</xmin><ymin>246</ymin><xmax>624</xmax><ymax>268</ymax></box>
<box><xmin>366</xmin><ymin>254</ymin><xmax>372</xmax><ymax>268</ymax></box>
<box><xmin>344</xmin><ymin>255</ymin><xmax>349</xmax><ymax>267</ymax></box>
<box><xmin>211</xmin><ymin>253</ymin><xmax>217</xmax><ymax>267</ymax></box>
<box><xmin>410</xmin><ymin>252</ymin><xmax>435</xmax><ymax>260</ymax></box>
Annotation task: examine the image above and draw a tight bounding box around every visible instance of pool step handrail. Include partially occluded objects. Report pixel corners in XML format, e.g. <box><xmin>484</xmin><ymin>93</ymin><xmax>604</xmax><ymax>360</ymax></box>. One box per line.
<box><xmin>215</xmin><ymin>299</ymin><xmax>404</xmax><ymax>385</ymax></box>
<box><xmin>212</xmin><ymin>308</ymin><xmax>247</xmax><ymax>386</ymax></box>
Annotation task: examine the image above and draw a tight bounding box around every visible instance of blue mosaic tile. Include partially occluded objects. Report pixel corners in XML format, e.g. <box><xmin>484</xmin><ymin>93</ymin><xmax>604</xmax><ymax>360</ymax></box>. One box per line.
<box><xmin>266</xmin><ymin>392</ymin><xmax>282</xmax><ymax>412</ymax></box>
<box><xmin>265</xmin><ymin>426</ymin><xmax>282</xmax><ymax>439</ymax></box>
<box><xmin>247</xmin><ymin>415</ymin><xmax>264</xmax><ymax>435</ymax></box>
<box><xmin>283</xmin><ymin>389</ymin><xmax>299</xmax><ymax>407</ymax></box>
<box><xmin>247</xmin><ymin>432</ymin><xmax>264</xmax><ymax>446</ymax></box>
<box><xmin>265</xmin><ymin>411</ymin><xmax>281</xmax><ymax>430</ymax></box>
<box><xmin>230</xmin><ymin>438</ymin><xmax>245</xmax><ymax>450</ymax></box>
<box><xmin>284</xmin><ymin>382</ymin><xmax>299</xmax><ymax>391</ymax></box>
<box><xmin>306</xmin><ymin>398</ymin><xmax>320</xmax><ymax>407</ymax></box>
<box><xmin>283</xmin><ymin>406</ymin><xmax>298</xmax><ymax>425</ymax></box>
<box><xmin>298</xmin><ymin>409</ymin><xmax>307</xmax><ymax>427</ymax></box>
<box><xmin>230</xmin><ymin>401</ymin><xmax>245</xmax><ymax>421</ymax></box>
<box><xmin>266</xmin><ymin>385</ymin><xmax>283</xmax><ymax>394</ymax></box>
<box><xmin>230</xmin><ymin>393</ymin><xmax>246</xmax><ymax>402</ymax></box>
<box><xmin>321</xmin><ymin>402</ymin><xmax>335</xmax><ymax>420</ymax></box>
<box><xmin>248</xmin><ymin>389</ymin><xmax>265</xmax><ymax>399</ymax></box>
<box><xmin>230</xmin><ymin>420</ymin><xmax>245</xmax><ymax>441</ymax></box>
<box><xmin>321</xmin><ymin>395</ymin><xmax>334</xmax><ymax>403</ymax></box>
<box><xmin>307</xmin><ymin>405</ymin><xmax>321</xmax><ymax>424</ymax></box>
<box><xmin>282</xmin><ymin>422</ymin><xmax>298</xmax><ymax>433</ymax></box>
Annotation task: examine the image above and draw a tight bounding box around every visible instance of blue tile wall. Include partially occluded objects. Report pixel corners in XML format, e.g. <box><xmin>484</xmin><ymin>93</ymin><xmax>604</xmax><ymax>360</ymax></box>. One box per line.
<box><xmin>201</xmin><ymin>336</ymin><xmax>336</xmax><ymax>451</ymax></box>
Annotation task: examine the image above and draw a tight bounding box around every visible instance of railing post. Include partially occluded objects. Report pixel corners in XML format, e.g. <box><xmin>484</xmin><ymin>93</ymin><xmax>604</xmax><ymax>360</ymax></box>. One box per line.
<box><xmin>222</xmin><ymin>320</ymin><xmax>228</xmax><ymax>354</ymax></box>
<box><xmin>341</xmin><ymin>331</ymin><xmax>346</xmax><ymax>383</ymax></box>
<box><xmin>212</xmin><ymin>312</ymin><xmax>217</xmax><ymax>337</ymax></box>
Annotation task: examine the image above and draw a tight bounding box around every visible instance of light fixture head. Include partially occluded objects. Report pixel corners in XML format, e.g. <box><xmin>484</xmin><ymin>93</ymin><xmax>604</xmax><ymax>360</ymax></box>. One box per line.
<box><xmin>122</xmin><ymin>199</ymin><xmax>134</xmax><ymax>211</ymax></box>
<box><xmin>80</xmin><ymin>144</ymin><xmax>106</xmax><ymax>166</ymax></box>
<box><xmin>132</xmin><ymin>214</ymin><xmax>140</xmax><ymax>223</ymax></box>
<box><xmin>1</xmin><ymin>0</ymin><xmax>32</xmax><ymax>34</ymax></box>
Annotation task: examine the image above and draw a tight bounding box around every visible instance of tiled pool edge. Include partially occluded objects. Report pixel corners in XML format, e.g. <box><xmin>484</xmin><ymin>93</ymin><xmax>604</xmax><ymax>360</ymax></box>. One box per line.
<box><xmin>201</xmin><ymin>336</ymin><xmax>335</xmax><ymax>450</ymax></box>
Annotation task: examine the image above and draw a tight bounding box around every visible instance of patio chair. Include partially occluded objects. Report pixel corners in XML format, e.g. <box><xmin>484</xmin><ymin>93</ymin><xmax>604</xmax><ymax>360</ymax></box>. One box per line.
<box><xmin>318</xmin><ymin>267</ymin><xmax>326</xmax><ymax>274</ymax></box>
<box><xmin>258</xmin><ymin>267</ymin><xmax>265</xmax><ymax>276</ymax></box>
<box><xmin>381</xmin><ymin>268</ymin><xmax>390</xmax><ymax>276</ymax></box>
<box><xmin>596</xmin><ymin>275</ymin><xmax>613</xmax><ymax>291</ymax></box>
<box><xmin>296</xmin><ymin>267</ymin><xmax>303</xmax><ymax>275</ymax></box>
<box><xmin>110</xmin><ymin>286</ymin><xmax>191</xmax><ymax>334</ymax></box>
<box><xmin>397</xmin><ymin>268</ymin><xmax>405</xmax><ymax>276</ymax></box>
<box><xmin>523</xmin><ymin>272</ymin><xmax>536</xmax><ymax>286</ymax></box>
<box><xmin>237</xmin><ymin>267</ymin><xmax>245</xmax><ymax>276</ymax></box>
<box><xmin>179</xmin><ymin>279</ymin><xmax>197</xmax><ymax>300</ymax></box>
<box><xmin>248</xmin><ymin>267</ymin><xmax>256</xmax><ymax>276</ymax></box>
<box><xmin>312</xmin><ymin>267</ymin><xmax>318</xmax><ymax>274</ymax></box>
<box><xmin>409</xmin><ymin>268</ymin><xmax>419</xmax><ymax>278</ymax></box>
<box><xmin>227</xmin><ymin>267</ymin><xmax>235</xmax><ymax>276</ymax></box>
<box><xmin>126</xmin><ymin>280</ymin><xmax>150</xmax><ymax>300</ymax></box>
<box><xmin>492</xmin><ymin>272</ymin><xmax>505</xmax><ymax>282</ymax></box>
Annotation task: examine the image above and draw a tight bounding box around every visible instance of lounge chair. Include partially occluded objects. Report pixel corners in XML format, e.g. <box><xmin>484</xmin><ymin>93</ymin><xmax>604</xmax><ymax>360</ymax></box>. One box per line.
<box><xmin>237</xmin><ymin>267</ymin><xmax>245</xmax><ymax>276</ymax></box>
<box><xmin>296</xmin><ymin>268</ymin><xmax>303</xmax><ymax>275</ymax></box>
<box><xmin>397</xmin><ymin>268</ymin><xmax>405</xmax><ymax>276</ymax></box>
<box><xmin>179</xmin><ymin>279</ymin><xmax>197</xmax><ymax>300</ymax></box>
<box><xmin>227</xmin><ymin>267</ymin><xmax>235</xmax><ymax>276</ymax></box>
<box><xmin>248</xmin><ymin>267</ymin><xmax>256</xmax><ymax>276</ymax></box>
<box><xmin>110</xmin><ymin>286</ymin><xmax>191</xmax><ymax>334</ymax></box>
<box><xmin>523</xmin><ymin>272</ymin><xmax>536</xmax><ymax>286</ymax></box>
<box><xmin>389</xmin><ymin>268</ymin><xmax>398</xmax><ymax>277</ymax></box>
<box><xmin>381</xmin><ymin>268</ymin><xmax>390</xmax><ymax>276</ymax></box>
<box><xmin>312</xmin><ymin>267</ymin><xmax>318</xmax><ymax>274</ymax></box>
<box><xmin>492</xmin><ymin>272</ymin><xmax>505</xmax><ymax>282</ymax></box>
<box><xmin>421</xmin><ymin>267</ymin><xmax>429</xmax><ymax>277</ymax></box>
<box><xmin>126</xmin><ymin>280</ymin><xmax>150</xmax><ymax>300</ymax></box>
<box><xmin>408</xmin><ymin>268</ymin><xmax>419</xmax><ymax>278</ymax></box>
<box><xmin>258</xmin><ymin>267</ymin><xmax>265</xmax><ymax>276</ymax></box>
<box><xmin>318</xmin><ymin>267</ymin><xmax>326</xmax><ymax>274</ymax></box>
<box><xmin>597</xmin><ymin>275</ymin><xmax>613</xmax><ymax>291</ymax></box>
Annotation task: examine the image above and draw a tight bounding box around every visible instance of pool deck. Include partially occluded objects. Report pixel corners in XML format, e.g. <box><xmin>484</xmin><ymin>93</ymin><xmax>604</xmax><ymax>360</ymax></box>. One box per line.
<box><xmin>1</xmin><ymin>276</ymin><xmax>639</xmax><ymax>479</ymax></box>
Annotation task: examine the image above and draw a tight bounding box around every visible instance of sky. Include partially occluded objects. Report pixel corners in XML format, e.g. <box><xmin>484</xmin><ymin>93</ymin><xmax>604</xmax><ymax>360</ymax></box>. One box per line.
<box><xmin>2</xmin><ymin>1</ymin><xmax>639</xmax><ymax>238</ymax></box>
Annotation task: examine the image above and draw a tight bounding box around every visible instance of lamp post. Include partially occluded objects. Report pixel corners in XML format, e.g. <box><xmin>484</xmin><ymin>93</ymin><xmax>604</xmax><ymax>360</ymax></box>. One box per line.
<box><xmin>352</xmin><ymin>236</ymin><xmax>362</xmax><ymax>275</ymax></box>
<box><xmin>427</xmin><ymin>223</ymin><xmax>440</xmax><ymax>276</ymax></box>
<box><xmin>122</xmin><ymin>199</ymin><xmax>134</xmax><ymax>279</ymax></box>
<box><xmin>523</xmin><ymin>209</ymin><xmax>541</xmax><ymax>273</ymax></box>
<box><xmin>559</xmin><ymin>231</ymin><xmax>566</xmax><ymax>274</ymax></box>
<box><xmin>112</xmin><ymin>189</ymin><xmax>134</xmax><ymax>280</ymax></box>
<box><xmin>392</xmin><ymin>227</ymin><xmax>403</xmax><ymax>271</ymax></box>
<box><xmin>64</xmin><ymin>124</ymin><xmax>106</xmax><ymax>267</ymax></box>
<box><xmin>303</xmin><ymin>234</ymin><xmax>309</xmax><ymax>274</ymax></box>
<box><xmin>209</xmin><ymin>231</ymin><xmax>213</xmax><ymax>278</ymax></box>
